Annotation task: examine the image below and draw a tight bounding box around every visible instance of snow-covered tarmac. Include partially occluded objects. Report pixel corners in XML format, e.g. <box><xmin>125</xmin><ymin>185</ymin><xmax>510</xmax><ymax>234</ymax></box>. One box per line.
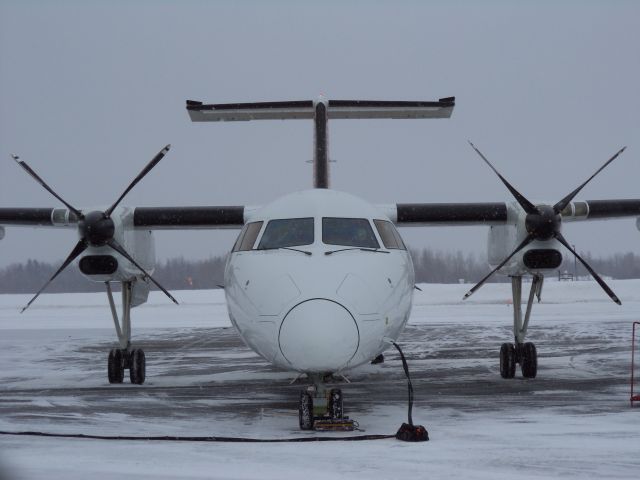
<box><xmin>1</xmin><ymin>280</ymin><xmax>639</xmax><ymax>479</ymax></box>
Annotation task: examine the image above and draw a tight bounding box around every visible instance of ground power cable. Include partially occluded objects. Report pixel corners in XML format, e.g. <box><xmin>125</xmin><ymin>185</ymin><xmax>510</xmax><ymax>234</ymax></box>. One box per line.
<box><xmin>0</xmin><ymin>431</ymin><xmax>393</xmax><ymax>443</ymax></box>
<box><xmin>389</xmin><ymin>340</ymin><xmax>430</xmax><ymax>442</ymax></box>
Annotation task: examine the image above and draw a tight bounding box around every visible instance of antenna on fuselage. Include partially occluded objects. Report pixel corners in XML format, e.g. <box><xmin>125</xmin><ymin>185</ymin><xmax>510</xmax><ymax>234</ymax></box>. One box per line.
<box><xmin>186</xmin><ymin>96</ymin><xmax>455</xmax><ymax>189</ymax></box>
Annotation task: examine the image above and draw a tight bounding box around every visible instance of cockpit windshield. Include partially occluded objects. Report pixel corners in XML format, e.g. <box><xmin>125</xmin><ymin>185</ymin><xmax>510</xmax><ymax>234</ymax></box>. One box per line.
<box><xmin>231</xmin><ymin>221</ymin><xmax>263</xmax><ymax>252</ymax></box>
<box><xmin>373</xmin><ymin>219</ymin><xmax>406</xmax><ymax>250</ymax></box>
<box><xmin>258</xmin><ymin>217</ymin><xmax>314</xmax><ymax>249</ymax></box>
<box><xmin>322</xmin><ymin>217</ymin><xmax>380</xmax><ymax>249</ymax></box>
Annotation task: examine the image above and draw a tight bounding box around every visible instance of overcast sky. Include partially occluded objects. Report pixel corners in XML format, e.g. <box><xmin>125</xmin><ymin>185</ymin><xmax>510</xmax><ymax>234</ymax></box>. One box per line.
<box><xmin>1</xmin><ymin>0</ymin><xmax>639</xmax><ymax>268</ymax></box>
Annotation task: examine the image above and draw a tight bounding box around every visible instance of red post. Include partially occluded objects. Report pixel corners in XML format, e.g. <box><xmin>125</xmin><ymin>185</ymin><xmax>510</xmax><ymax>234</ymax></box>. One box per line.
<box><xmin>632</xmin><ymin>322</ymin><xmax>640</xmax><ymax>406</ymax></box>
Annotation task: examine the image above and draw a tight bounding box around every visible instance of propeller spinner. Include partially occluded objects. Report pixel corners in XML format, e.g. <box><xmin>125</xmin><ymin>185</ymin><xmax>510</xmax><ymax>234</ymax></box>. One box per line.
<box><xmin>463</xmin><ymin>142</ymin><xmax>626</xmax><ymax>305</ymax></box>
<box><xmin>11</xmin><ymin>145</ymin><xmax>177</xmax><ymax>312</ymax></box>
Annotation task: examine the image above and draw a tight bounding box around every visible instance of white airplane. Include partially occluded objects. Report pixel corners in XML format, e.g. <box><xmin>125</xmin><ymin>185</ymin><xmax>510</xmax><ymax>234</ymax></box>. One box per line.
<box><xmin>1</xmin><ymin>97</ymin><xmax>638</xmax><ymax>437</ymax></box>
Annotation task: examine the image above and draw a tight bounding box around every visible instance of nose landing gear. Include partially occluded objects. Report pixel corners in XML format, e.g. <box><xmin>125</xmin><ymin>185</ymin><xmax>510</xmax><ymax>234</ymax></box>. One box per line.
<box><xmin>298</xmin><ymin>377</ymin><xmax>355</xmax><ymax>431</ymax></box>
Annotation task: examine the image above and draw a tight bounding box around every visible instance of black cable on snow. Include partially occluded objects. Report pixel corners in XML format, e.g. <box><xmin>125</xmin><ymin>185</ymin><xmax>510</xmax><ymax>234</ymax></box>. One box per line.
<box><xmin>389</xmin><ymin>340</ymin><xmax>415</xmax><ymax>426</ymax></box>
<box><xmin>389</xmin><ymin>340</ymin><xmax>429</xmax><ymax>442</ymax></box>
<box><xmin>0</xmin><ymin>430</ymin><xmax>394</xmax><ymax>443</ymax></box>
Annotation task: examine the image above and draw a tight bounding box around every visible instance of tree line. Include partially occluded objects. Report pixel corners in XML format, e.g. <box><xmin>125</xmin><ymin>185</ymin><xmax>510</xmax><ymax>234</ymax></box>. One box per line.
<box><xmin>0</xmin><ymin>257</ymin><xmax>226</xmax><ymax>294</ymax></box>
<box><xmin>1</xmin><ymin>249</ymin><xmax>640</xmax><ymax>294</ymax></box>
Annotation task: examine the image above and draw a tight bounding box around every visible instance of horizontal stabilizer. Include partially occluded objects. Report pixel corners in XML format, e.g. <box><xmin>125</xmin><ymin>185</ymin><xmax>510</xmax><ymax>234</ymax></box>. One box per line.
<box><xmin>327</xmin><ymin>98</ymin><xmax>455</xmax><ymax>119</ymax></box>
<box><xmin>186</xmin><ymin>97</ymin><xmax>455</xmax><ymax>122</ymax></box>
<box><xmin>186</xmin><ymin>96</ymin><xmax>455</xmax><ymax>189</ymax></box>
<box><xmin>186</xmin><ymin>100</ymin><xmax>315</xmax><ymax>121</ymax></box>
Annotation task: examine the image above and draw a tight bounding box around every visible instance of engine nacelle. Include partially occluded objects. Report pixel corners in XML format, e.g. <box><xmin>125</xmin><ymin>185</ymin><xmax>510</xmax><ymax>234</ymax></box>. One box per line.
<box><xmin>77</xmin><ymin>206</ymin><xmax>156</xmax><ymax>288</ymax></box>
<box><xmin>487</xmin><ymin>202</ymin><xmax>563</xmax><ymax>276</ymax></box>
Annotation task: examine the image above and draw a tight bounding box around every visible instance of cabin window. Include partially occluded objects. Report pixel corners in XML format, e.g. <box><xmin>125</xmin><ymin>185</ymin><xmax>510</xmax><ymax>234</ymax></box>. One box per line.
<box><xmin>258</xmin><ymin>217</ymin><xmax>314</xmax><ymax>249</ymax></box>
<box><xmin>373</xmin><ymin>219</ymin><xmax>406</xmax><ymax>250</ymax></box>
<box><xmin>322</xmin><ymin>217</ymin><xmax>380</xmax><ymax>249</ymax></box>
<box><xmin>232</xmin><ymin>221</ymin><xmax>263</xmax><ymax>252</ymax></box>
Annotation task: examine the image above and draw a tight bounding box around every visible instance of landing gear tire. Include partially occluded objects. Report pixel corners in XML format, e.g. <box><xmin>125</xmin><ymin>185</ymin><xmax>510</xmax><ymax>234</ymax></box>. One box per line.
<box><xmin>108</xmin><ymin>348</ymin><xmax>124</xmax><ymax>384</ymax></box>
<box><xmin>520</xmin><ymin>342</ymin><xmax>537</xmax><ymax>378</ymax></box>
<box><xmin>328</xmin><ymin>388</ymin><xmax>343</xmax><ymax>419</ymax></box>
<box><xmin>129</xmin><ymin>348</ymin><xmax>146</xmax><ymax>385</ymax></box>
<box><xmin>299</xmin><ymin>391</ymin><xmax>314</xmax><ymax>430</ymax></box>
<box><xmin>499</xmin><ymin>343</ymin><xmax>516</xmax><ymax>379</ymax></box>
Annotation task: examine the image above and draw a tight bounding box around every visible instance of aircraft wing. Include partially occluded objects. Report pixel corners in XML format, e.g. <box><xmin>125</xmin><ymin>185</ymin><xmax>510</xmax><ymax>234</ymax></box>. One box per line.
<box><xmin>563</xmin><ymin>199</ymin><xmax>640</xmax><ymax>221</ymax></box>
<box><xmin>380</xmin><ymin>199</ymin><xmax>640</xmax><ymax>226</ymax></box>
<box><xmin>3</xmin><ymin>199</ymin><xmax>639</xmax><ymax>229</ymax></box>
<box><xmin>0</xmin><ymin>206</ymin><xmax>247</xmax><ymax>229</ymax></box>
<box><xmin>0</xmin><ymin>208</ymin><xmax>67</xmax><ymax>227</ymax></box>
<box><xmin>133</xmin><ymin>206</ymin><xmax>245</xmax><ymax>229</ymax></box>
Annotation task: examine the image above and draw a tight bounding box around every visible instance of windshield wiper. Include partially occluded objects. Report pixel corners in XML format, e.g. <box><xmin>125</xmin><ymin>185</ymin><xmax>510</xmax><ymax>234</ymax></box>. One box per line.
<box><xmin>258</xmin><ymin>247</ymin><xmax>312</xmax><ymax>256</ymax></box>
<box><xmin>324</xmin><ymin>247</ymin><xmax>390</xmax><ymax>256</ymax></box>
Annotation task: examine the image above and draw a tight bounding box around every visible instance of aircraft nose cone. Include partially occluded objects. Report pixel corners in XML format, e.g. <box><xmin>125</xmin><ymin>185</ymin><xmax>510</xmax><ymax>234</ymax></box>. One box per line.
<box><xmin>278</xmin><ymin>299</ymin><xmax>359</xmax><ymax>373</ymax></box>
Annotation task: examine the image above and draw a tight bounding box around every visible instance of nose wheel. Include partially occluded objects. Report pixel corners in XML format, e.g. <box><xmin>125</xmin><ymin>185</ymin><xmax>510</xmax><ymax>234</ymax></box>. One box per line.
<box><xmin>297</xmin><ymin>381</ymin><xmax>354</xmax><ymax>431</ymax></box>
<box><xmin>298</xmin><ymin>391</ymin><xmax>314</xmax><ymax>430</ymax></box>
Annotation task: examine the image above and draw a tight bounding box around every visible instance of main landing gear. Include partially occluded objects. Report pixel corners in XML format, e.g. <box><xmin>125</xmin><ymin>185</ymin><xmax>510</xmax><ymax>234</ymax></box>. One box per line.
<box><xmin>107</xmin><ymin>347</ymin><xmax>146</xmax><ymax>384</ymax></box>
<box><xmin>106</xmin><ymin>281</ymin><xmax>146</xmax><ymax>385</ymax></box>
<box><xmin>298</xmin><ymin>376</ymin><xmax>354</xmax><ymax>431</ymax></box>
<box><xmin>499</xmin><ymin>275</ymin><xmax>541</xmax><ymax>379</ymax></box>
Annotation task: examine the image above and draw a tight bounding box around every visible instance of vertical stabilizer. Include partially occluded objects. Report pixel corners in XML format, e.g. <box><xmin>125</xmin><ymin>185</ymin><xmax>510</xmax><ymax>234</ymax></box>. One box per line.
<box><xmin>313</xmin><ymin>100</ymin><xmax>329</xmax><ymax>188</ymax></box>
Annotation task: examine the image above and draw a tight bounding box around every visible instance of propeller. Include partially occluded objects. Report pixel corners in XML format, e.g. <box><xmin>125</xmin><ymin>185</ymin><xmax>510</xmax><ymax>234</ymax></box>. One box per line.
<box><xmin>12</xmin><ymin>145</ymin><xmax>177</xmax><ymax>311</ymax></box>
<box><xmin>463</xmin><ymin>142</ymin><xmax>625</xmax><ymax>305</ymax></box>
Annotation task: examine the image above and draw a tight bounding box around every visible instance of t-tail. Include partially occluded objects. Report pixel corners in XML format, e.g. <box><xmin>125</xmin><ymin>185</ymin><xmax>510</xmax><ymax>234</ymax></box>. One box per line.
<box><xmin>186</xmin><ymin>96</ymin><xmax>455</xmax><ymax>189</ymax></box>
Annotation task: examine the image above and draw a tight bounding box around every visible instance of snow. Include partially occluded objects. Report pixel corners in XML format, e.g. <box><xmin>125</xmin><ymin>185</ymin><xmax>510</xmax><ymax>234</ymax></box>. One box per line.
<box><xmin>1</xmin><ymin>280</ymin><xmax>640</xmax><ymax>479</ymax></box>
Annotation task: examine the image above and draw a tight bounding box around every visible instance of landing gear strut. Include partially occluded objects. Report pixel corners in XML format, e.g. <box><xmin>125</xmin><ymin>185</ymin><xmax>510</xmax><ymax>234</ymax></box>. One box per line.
<box><xmin>500</xmin><ymin>275</ymin><xmax>541</xmax><ymax>379</ymax></box>
<box><xmin>297</xmin><ymin>376</ymin><xmax>353</xmax><ymax>431</ymax></box>
<box><xmin>106</xmin><ymin>281</ymin><xmax>146</xmax><ymax>385</ymax></box>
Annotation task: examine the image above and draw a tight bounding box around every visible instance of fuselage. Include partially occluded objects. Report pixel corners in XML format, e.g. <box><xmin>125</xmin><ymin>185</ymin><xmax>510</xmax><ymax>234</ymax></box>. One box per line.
<box><xmin>224</xmin><ymin>189</ymin><xmax>415</xmax><ymax>374</ymax></box>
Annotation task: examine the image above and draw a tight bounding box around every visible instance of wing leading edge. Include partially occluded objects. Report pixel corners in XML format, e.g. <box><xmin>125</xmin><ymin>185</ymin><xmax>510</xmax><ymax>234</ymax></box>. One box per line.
<box><xmin>2</xmin><ymin>200</ymin><xmax>640</xmax><ymax>229</ymax></box>
<box><xmin>385</xmin><ymin>200</ymin><xmax>640</xmax><ymax>226</ymax></box>
<box><xmin>133</xmin><ymin>206</ymin><xmax>245</xmax><ymax>229</ymax></box>
<box><xmin>0</xmin><ymin>206</ymin><xmax>246</xmax><ymax>229</ymax></box>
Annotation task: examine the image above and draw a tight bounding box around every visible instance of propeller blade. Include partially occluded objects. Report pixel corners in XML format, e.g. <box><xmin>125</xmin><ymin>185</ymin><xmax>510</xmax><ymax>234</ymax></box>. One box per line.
<box><xmin>105</xmin><ymin>144</ymin><xmax>171</xmax><ymax>217</ymax></box>
<box><xmin>463</xmin><ymin>234</ymin><xmax>535</xmax><ymax>300</ymax></box>
<box><xmin>11</xmin><ymin>154</ymin><xmax>83</xmax><ymax>218</ymax></box>
<box><xmin>553</xmin><ymin>146</ymin><xmax>626</xmax><ymax>214</ymax></box>
<box><xmin>20</xmin><ymin>239</ymin><xmax>88</xmax><ymax>313</ymax></box>
<box><xmin>106</xmin><ymin>238</ymin><xmax>178</xmax><ymax>305</ymax></box>
<box><xmin>554</xmin><ymin>232</ymin><xmax>621</xmax><ymax>305</ymax></box>
<box><xmin>467</xmin><ymin>141</ymin><xmax>538</xmax><ymax>215</ymax></box>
